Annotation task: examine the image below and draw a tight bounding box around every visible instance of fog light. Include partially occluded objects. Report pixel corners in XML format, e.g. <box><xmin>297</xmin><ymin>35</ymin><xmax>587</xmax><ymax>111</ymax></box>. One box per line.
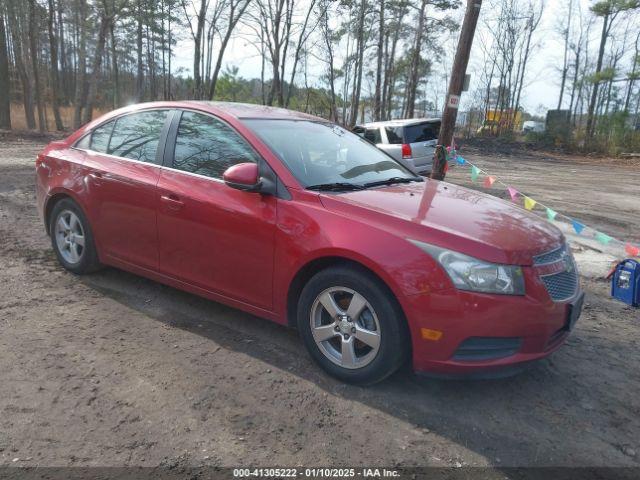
<box><xmin>421</xmin><ymin>328</ymin><xmax>443</xmax><ymax>341</ymax></box>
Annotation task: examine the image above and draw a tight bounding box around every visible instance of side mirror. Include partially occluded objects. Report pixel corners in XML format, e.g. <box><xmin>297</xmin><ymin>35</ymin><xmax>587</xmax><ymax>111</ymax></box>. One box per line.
<box><xmin>223</xmin><ymin>163</ymin><xmax>261</xmax><ymax>192</ymax></box>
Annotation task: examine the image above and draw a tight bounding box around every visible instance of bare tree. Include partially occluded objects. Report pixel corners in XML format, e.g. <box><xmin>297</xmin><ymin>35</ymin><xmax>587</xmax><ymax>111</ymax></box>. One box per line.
<box><xmin>28</xmin><ymin>0</ymin><xmax>45</xmax><ymax>131</ymax></box>
<box><xmin>556</xmin><ymin>0</ymin><xmax>574</xmax><ymax>109</ymax></box>
<box><xmin>207</xmin><ymin>0</ymin><xmax>252</xmax><ymax>100</ymax></box>
<box><xmin>348</xmin><ymin>0</ymin><xmax>367</xmax><ymax>127</ymax></box>
<box><xmin>47</xmin><ymin>0</ymin><xmax>64</xmax><ymax>130</ymax></box>
<box><xmin>0</xmin><ymin>0</ymin><xmax>10</xmax><ymax>129</ymax></box>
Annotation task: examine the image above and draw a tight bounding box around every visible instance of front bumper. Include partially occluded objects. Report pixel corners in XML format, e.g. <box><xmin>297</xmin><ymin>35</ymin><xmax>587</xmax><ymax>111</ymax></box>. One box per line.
<box><xmin>403</xmin><ymin>267</ymin><xmax>583</xmax><ymax>376</ymax></box>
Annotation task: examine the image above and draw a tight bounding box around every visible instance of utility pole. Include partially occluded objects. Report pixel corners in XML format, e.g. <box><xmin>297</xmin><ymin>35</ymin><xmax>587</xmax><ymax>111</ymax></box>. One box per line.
<box><xmin>431</xmin><ymin>0</ymin><xmax>482</xmax><ymax>181</ymax></box>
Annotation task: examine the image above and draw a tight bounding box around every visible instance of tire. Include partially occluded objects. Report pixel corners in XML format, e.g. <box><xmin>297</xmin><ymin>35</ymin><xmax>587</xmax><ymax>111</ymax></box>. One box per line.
<box><xmin>297</xmin><ymin>265</ymin><xmax>409</xmax><ymax>385</ymax></box>
<box><xmin>49</xmin><ymin>198</ymin><xmax>101</xmax><ymax>274</ymax></box>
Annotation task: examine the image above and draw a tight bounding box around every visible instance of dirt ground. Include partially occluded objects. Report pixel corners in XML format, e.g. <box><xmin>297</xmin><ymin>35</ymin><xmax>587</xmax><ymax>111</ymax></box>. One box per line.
<box><xmin>0</xmin><ymin>135</ymin><xmax>639</xmax><ymax>473</ymax></box>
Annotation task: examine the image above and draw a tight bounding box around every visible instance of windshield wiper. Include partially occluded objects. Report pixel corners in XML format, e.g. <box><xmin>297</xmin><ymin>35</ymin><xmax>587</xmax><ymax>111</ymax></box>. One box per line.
<box><xmin>306</xmin><ymin>182</ymin><xmax>366</xmax><ymax>192</ymax></box>
<box><xmin>363</xmin><ymin>176</ymin><xmax>423</xmax><ymax>188</ymax></box>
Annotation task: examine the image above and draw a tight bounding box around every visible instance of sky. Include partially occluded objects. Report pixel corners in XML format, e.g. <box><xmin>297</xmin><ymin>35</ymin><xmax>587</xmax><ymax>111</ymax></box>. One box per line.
<box><xmin>171</xmin><ymin>0</ymin><xmax>594</xmax><ymax>115</ymax></box>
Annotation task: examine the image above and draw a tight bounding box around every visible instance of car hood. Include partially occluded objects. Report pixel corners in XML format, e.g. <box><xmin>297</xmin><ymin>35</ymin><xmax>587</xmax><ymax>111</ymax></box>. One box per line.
<box><xmin>318</xmin><ymin>180</ymin><xmax>564</xmax><ymax>266</ymax></box>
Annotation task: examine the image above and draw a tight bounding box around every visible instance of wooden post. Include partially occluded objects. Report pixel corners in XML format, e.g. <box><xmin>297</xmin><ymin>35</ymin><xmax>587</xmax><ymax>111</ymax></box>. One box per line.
<box><xmin>431</xmin><ymin>0</ymin><xmax>482</xmax><ymax>181</ymax></box>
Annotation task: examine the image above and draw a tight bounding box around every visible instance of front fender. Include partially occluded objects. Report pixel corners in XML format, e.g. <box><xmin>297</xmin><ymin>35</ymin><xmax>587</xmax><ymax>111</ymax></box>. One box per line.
<box><xmin>272</xmin><ymin>197</ymin><xmax>452</xmax><ymax>322</ymax></box>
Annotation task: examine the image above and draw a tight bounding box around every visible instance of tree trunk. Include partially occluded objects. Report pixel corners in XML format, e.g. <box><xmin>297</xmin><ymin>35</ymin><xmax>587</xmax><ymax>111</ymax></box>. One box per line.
<box><xmin>405</xmin><ymin>0</ymin><xmax>427</xmax><ymax>119</ymax></box>
<box><xmin>586</xmin><ymin>13</ymin><xmax>609</xmax><ymax>138</ymax></box>
<box><xmin>47</xmin><ymin>0</ymin><xmax>64</xmax><ymax>130</ymax></box>
<box><xmin>110</xmin><ymin>21</ymin><xmax>119</xmax><ymax>108</ymax></box>
<box><xmin>168</xmin><ymin>0</ymin><xmax>172</xmax><ymax>99</ymax></box>
<box><xmin>136</xmin><ymin>0</ymin><xmax>144</xmax><ymax>101</ymax></box>
<box><xmin>28</xmin><ymin>0</ymin><xmax>46</xmax><ymax>132</ymax></box>
<box><xmin>373</xmin><ymin>0</ymin><xmax>384</xmax><ymax>120</ymax></box>
<box><xmin>284</xmin><ymin>0</ymin><xmax>317</xmax><ymax>108</ymax></box>
<box><xmin>191</xmin><ymin>0</ymin><xmax>207</xmax><ymax>99</ymax></box>
<box><xmin>322</xmin><ymin>8</ymin><xmax>338</xmax><ymax>122</ymax></box>
<box><xmin>557</xmin><ymin>0</ymin><xmax>572</xmax><ymax>109</ymax></box>
<box><xmin>209</xmin><ymin>0</ymin><xmax>251</xmax><ymax>100</ymax></box>
<box><xmin>348</xmin><ymin>0</ymin><xmax>367</xmax><ymax>127</ymax></box>
<box><xmin>624</xmin><ymin>31</ymin><xmax>640</xmax><ymax>112</ymax></box>
<box><xmin>57</xmin><ymin>0</ymin><xmax>69</xmax><ymax>104</ymax></box>
<box><xmin>513</xmin><ymin>16</ymin><xmax>535</xmax><ymax>127</ymax></box>
<box><xmin>73</xmin><ymin>0</ymin><xmax>87</xmax><ymax>128</ymax></box>
<box><xmin>0</xmin><ymin>9</ymin><xmax>10</xmax><ymax>129</ymax></box>
<box><xmin>83</xmin><ymin>12</ymin><xmax>111</xmax><ymax>125</ymax></box>
<box><xmin>383</xmin><ymin>10</ymin><xmax>403</xmax><ymax>120</ymax></box>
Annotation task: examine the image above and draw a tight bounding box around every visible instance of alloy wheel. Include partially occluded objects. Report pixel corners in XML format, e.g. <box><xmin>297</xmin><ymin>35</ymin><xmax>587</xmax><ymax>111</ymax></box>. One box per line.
<box><xmin>54</xmin><ymin>209</ymin><xmax>86</xmax><ymax>265</ymax></box>
<box><xmin>309</xmin><ymin>287</ymin><xmax>381</xmax><ymax>369</ymax></box>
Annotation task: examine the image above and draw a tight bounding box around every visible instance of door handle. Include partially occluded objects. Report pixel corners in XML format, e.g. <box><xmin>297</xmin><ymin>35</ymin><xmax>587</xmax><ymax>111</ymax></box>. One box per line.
<box><xmin>160</xmin><ymin>194</ymin><xmax>184</xmax><ymax>210</ymax></box>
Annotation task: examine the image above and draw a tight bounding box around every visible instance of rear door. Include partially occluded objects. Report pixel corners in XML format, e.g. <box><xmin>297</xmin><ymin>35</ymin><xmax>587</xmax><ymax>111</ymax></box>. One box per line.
<box><xmin>403</xmin><ymin>121</ymin><xmax>440</xmax><ymax>172</ymax></box>
<box><xmin>156</xmin><ymin>110</ymin><xmax>277</xmax><ymax>310</ymax></box>
<box><xmin>79</xmin><ymin>109</ymin><xmax>171</xmax><ymax>270</ymax></box>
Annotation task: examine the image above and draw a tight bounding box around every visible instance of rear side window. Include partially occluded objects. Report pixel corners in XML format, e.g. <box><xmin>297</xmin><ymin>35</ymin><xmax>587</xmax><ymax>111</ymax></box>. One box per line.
<box><xmin>108</xmin><ymin>110</ymin><xmax>169</xmax><ymax>163</ymax></box>
<box><xmin>364</xmin><ymin>128</ymin><xmax>382</xmax><ymax>144</ymax></box>
<box><xmin>172</xmin><ymin>111</ymin><xmax>259</xmax><ymax>179</ymax></box>
<box><xmin>404</xmin><ymin>122</ymin><xmax>440</xmax><ymax>143</ymax></box>
<box><xmin>385</xmin><ymin>127</ymin><xmax>404</xmax><ymax>145</ymax></box>
<box><xmin>89</xmin><ymin>120</ymin><xmax>115</xmax><ymax>152</ymax></box>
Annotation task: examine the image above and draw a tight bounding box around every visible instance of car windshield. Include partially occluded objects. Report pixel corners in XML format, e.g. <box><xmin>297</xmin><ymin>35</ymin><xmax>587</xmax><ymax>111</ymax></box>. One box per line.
<box><xmin>244</xmin><ymin>119</ymin><xmax>418</xmax><ymax>188</ymax></box>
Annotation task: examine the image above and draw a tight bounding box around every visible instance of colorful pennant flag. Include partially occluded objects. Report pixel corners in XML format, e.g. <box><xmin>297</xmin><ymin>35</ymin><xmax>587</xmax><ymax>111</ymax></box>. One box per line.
<box><xmin>546</xmin><ymin>207</ymin><xmax>557</xmax><ymax>221</ymax></box>
<box><xmin>572</xmin><ymin>220</ymin><xmax>585</xmax><ymax>235</ymax></box>
<box><xmin>483</xmin><ymin>176</ymin><xmax>496</xmax><ymax>188</ymax></box>
<box><xmin>445</xmin><ymin>143</ymin><xmax>637</xmax><ymax>259</ymax></box>
<box><xmin>471</xmin><ymin>165</ymin><xmax>480</xmax><ymax>182</ymax></box>
<box><xmin>595</xmin><ymin>232</ymin><xmax>613</xmax><ymax>245</ymax></box>
<box><xmin>626</xmin><ymin>243</ymin><xmax>640</xmax><ymax>257</ymax></box>
<box><xmin>524</xmin><ymin>196</ymin><xmax>537</xmax><ymax>211</ymax></box>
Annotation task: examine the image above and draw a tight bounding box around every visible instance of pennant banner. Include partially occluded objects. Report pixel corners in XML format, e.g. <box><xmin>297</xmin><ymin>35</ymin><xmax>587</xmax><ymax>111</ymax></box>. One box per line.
<box><xmin>626</xmin><ymin>243</ymin><xmax>640</xmax><ymax>257</ymax></box>
<box><xmin>572</xmin><ymin>220</ymin><xmax>585</xmax><ymax>234</ymax></box>
<box><xmin>595</xmin><ymin>232</ymin><xmax>613</xmax><ymax>245</ymax></box>
<box><xmin>524</xmin><ymin>197</ymin><xmax>537</xmax><ymax>211</ymax></box>
<box><xmin>444</xmin><ymin>144</ymin><xmax>640</xmax><ymax>259</ymax></box>
<box><xmin>471</xmin><ymin>165</ymin><xmax>480</xmax><ymax>182</ymax></box>
<box><xmin>484</xmin><ymin>176</ymin><xmax>496</xmax><ymax>188</ymax></box>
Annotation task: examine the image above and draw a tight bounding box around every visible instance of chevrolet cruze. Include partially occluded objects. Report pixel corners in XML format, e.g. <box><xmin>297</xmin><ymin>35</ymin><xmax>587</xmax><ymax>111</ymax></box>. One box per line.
<box><xmin>36</xmin><ymin>102</ymin><xmax>584</xmax><ymax>384</ymax></box>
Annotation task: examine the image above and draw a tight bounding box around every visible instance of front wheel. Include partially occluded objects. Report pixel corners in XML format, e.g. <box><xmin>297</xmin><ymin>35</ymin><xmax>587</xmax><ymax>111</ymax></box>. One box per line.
<box><xmin>297</xmin><ymin>265</ymin><xmax>409</xmax><ymax>385</ymax></box>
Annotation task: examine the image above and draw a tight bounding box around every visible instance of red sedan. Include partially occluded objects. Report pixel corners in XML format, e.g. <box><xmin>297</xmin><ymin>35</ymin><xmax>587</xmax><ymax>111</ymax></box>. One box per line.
<box><xmin>36</xmin><ymin>102</ymin><xmax>584</xmax><ymax>384</ymax></box>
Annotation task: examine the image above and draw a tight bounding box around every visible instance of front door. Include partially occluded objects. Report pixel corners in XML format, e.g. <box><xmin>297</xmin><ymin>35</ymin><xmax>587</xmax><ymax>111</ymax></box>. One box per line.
<box><xmin>157</xmin><ymin>110</ymin><xmax>277</xmax><ymax>310</ymax></box>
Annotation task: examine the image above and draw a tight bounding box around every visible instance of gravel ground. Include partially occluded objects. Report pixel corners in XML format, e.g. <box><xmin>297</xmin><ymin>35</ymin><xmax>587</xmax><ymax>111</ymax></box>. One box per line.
<box><xmin>0</xmin><ymin>135</ymin><xmax>639</xmax><ymax>473</ymax></box>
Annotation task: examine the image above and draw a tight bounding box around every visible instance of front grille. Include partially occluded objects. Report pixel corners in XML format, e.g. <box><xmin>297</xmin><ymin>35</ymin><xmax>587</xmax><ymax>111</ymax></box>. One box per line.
<box><xmin>533</xmin><ymin>244</ymin><xmax>566</xmax><ymax>264</ymax></box>
<box><xmin>452</xmin><ymin>337</ymin><xmax>522</xmax><ymax>361</ymax></box>
<box><xmin>541</xmin><ymin>270</ymin><xmax>578</xmax><ymax>301</ymax></box>
<box><xmin>534</xmin><ymin>244</ymin><xmax>579</xmax><ymax>302</ymax></box>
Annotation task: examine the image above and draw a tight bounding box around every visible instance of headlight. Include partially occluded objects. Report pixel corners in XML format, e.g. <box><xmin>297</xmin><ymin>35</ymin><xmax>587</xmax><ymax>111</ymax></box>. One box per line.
<box><xmin>409</xmin><ymin>240</ymin><xmax>525</xmax><ymax>295</ymax></box>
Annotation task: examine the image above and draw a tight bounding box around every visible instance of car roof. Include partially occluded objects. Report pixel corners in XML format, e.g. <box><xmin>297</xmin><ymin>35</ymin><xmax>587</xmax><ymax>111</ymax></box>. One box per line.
<box><xmin>358</xmin><ymin>118</ymin><xmax>441</xmax><ymax>129</ymax></box>
<box><xmin>107</xmin><ymin>100</ymin><xmax>323</xmax><ymax>122</ymax></box>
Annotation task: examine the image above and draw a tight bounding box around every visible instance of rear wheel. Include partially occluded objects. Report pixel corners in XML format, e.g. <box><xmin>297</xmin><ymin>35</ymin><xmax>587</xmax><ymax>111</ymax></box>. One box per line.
<box><xmin>297</xmin><ymin>265</ymin><xmax>408</xmax><ymax>385</ymax></box>
<box><xmin>49</xmin><ymin>198</ymin><xmax>101</xmax><ymax>274</ymax></box>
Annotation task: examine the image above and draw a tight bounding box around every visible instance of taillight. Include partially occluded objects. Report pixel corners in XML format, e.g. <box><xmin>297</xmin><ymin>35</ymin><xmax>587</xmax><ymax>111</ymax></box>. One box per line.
<box><xmin>401</xmin><ymin>143</ymin><xmax>412</xmax><ymax>159</ymax></box>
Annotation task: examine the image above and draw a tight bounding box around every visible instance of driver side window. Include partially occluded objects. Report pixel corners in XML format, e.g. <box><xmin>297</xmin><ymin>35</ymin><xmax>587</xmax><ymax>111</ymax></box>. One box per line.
<box><xmin>172</xmin><ymin>111</ymin><xmax>259</xmax><ymax>179</ymax></box>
